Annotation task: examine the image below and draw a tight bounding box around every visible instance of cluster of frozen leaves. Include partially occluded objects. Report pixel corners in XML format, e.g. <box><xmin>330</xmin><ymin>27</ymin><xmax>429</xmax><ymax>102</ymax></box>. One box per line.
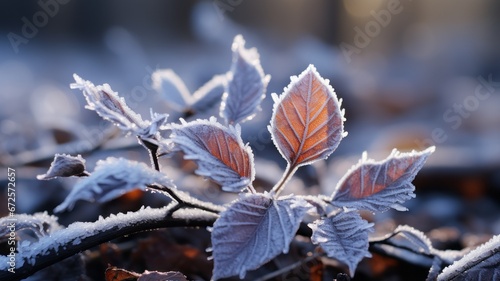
<box><xmin>17</xmin><ymin>34</ymin><xmax>499</xmax><ymax>281</ymax></box>
<box><xmin>173</xmin><ymin>63</ymin><xmax>434</xmax><ymax>279</ymax></box>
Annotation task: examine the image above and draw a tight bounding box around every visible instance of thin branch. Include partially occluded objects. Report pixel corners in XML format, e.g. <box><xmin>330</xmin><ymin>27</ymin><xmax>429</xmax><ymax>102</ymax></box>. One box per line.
<box><xmin>0</xmin><ymin>205</ymin><xmax>218</xmax><ymax>281</ymax></box>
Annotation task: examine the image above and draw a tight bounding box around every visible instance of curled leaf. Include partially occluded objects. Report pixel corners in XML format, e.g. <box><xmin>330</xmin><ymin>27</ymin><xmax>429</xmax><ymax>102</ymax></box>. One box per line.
<box><xmin>220</xmin><ymin>35</ymin><xmax>270</xmax><ymax>124</ymax></box>
<box><xmin>54</xmin><ymin>157</ymin><xmax>175</xmax><ymax>213</ymax></box>
<box><xmin>309</xmin><ymin>211</ymin><xmax>373</xmax><ymax>277</ymax></box>
<box><xmin>153</xmin><ymin>69</ymin><xmax>226</xmax><ymax>116</ymax></box>
<box><xmin>269</xmin><ymin>65</ymin><xmax>345</xmax><ymax>170</ymax></box>
<box><xmin>211</xmin><ymin>193</ymin><xmax>311</xmax><ymax>279</ymax></box>
<box><xmin>71</xmin><ymin>74</ymin><xmax>146</xmax><ymax>133</ymax></box>
<box><xmin>152</xmin><ymin>69</ymin><xmax>193</xmax><ymax>111</ymax></box>
<box><xmin>168</xmin><ymin>117</ymin><xmax>254</xmax><ymax>192</ymax></box>
<box><xmin>331</xmin><ymin>147</ymin><xmax>435</xmax><ymax>212</ymax></box>
<box><xmin>37</xmin><ymin>154</ymin><xmax>87</xmax><ymax>180</ymax></box>
<box><xmin>190</xmin><ymin>74</ymin><xmax>226</xmax><ymax>116</ymax></box>
<box><xmin>71</xmin><ymin>74</ymin><xmax>168</xmax><ymax>140</ymax></box>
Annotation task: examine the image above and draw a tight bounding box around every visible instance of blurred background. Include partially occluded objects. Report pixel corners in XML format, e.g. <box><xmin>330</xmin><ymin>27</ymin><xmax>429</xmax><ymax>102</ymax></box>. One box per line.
<box><xmin>0</xmin><ymin>0</ymin><xmax>499</xmax><ymax>279</ymax></box>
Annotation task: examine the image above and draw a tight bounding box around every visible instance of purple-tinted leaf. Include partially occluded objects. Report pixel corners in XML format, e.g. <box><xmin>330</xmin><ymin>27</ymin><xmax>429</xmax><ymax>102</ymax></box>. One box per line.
<box><xmin>54</xmin><ymin>157</ymin><xmax>175</xmax><ymax>213</ymax></box>
<box><xmin>437</xmin><ymin>234</ymin><xmax>500</xmax><ymax>281</ymax></box>
<box><xmin>386</xmin><ymin>225</ymin><xmax>433</xmax><ymax>255</ymax></box>
<box><xmin>168</xmin><ymin>117</ymin><xmax>254</xmax><ymax>192</ymax></box>
<box><xmin>152</xmin><ymin>68</ymin><xmax>226</xmax><ymax>117</ymax></box>
<box><xmin>211</xmin><ymin>193</ymin><xmax>311</xmax><ymax>279</ymax></box>
<box><xmin>427</xmin><ymin>257</ymin><xmax>444</xmax><ymax>281</ymax></box>
<box><xmin>331</xmin><ymin>147</ymin><xmax>435</xmax><ymax>212</ymax></box>
<box><xmin>309</xmin><ymin>211</ymin><xmax>373</xmax><ymax>277</ymax></box>
<box><xmin>37</xmin><ymin>154</ymin><xmax>87</xmax><ymax>180</ymax></box>
<box><xmin>269</xmin><ymin>65</ymin><xmax>345</xmax><ymax>170</ymax></box>
<box><xmin>152</xmin><ymin>69</ymin><xmax>192</xmax><ymax>111</ymax></box>
<box><xmin>190</xmin><ymin>74</ymin><xmax>226</xmax><ymax>115</ymax></box>
<box><xmin>220</xmin><ymin>35</ymin><xmax>270</xmax><ymax>124</ymax></box>
<box><xmin>138</xmin><ymin>270</ymin><xmax>188</xmax><ymax>281</ymax></box>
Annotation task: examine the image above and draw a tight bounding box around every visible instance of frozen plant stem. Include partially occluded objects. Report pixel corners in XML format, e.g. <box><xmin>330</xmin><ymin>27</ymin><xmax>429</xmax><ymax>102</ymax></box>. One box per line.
<box><xmin>271</xmin><ymin>165</ymin><xmax>297</xmax><ymax>196</ymax></box>
<box><xmin>138</xmin><ymin>137</ymin><xmax>160</xmax><ymax>171</ymax></box>
<box><xmin>146</xmin><ymin>183</ymin><xmax>225</xmax><ymax>214</ymax></box>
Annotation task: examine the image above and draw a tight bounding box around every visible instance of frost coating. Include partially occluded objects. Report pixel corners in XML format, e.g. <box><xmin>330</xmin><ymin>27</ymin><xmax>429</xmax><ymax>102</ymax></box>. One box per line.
<box><xmin>71</xmin><ymin>74</ymin><xmax>168</xmax><ymax>140</ymax></box>
<box><xmin>168</xmin><ymin>116</ymin><xmax>255</xmax><ymax>192</ymax></box>
<box><xmin>269</xmin><ymin>64</ymin><xmax>346</xmax><ymax>169</ymax></box>
<box><xmin>309</xmin><ymin>211</ymin><xmax>373</xmax><ymax>277</ymax></box>
<box><xmin>37</xmin><ymin>154</ymin><xmax>86</xmax><ymax>180</ymax></box>
<box><xmin>438</xmin><ymin>234</ymin><xmax>500</xmax><ymax>281</ymax></box>
<box><xmin>0</xmin><ymin>212</ymin><xmax>61</xmax><ymax>239</ymax></box>
<box><xmin>54</xmin><ymin>157</ymin><xmax>175</xmax><ymax>212</ymax></box>
<box><xmin>0</xmin><ymin>205</ymin><xmax>179</xmax><ymax>271</ymax></box>
<box><xmin>211</xmin><ymin>193</ymin><xmax>311</xmax><ymax>279</ymax></box>
<box><xmin>331</xmin><ymin>146</ymin><xmax>435</xmax><ymax>212</ymax></box>
<box><xmin>220</xmin><ymin>35</ymin><xmax>270</xmax><ymax>124</ymax></box>
<box><xmin>152</xmin><ymin>69</ymin><xmax>193</xmax><ymax>110</ymax></box>
<box><xmin>389</xmin><ymin>225</ymin><xmax>433</xmax><ymax>255</ymax></box>
<box><xmin>152</xmin><ymin>69</ymin><xmax>226</xmax><ymax>115</ymax></box>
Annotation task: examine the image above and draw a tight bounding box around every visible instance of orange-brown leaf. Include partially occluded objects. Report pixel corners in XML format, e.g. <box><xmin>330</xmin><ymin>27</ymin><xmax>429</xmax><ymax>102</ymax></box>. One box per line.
<box><xmin>169</xmin><ymin>117</ymin><xmax>255</xmax><ymax>192</ymax></box>
<box><xmin>270</xmin><ymin>65</ymin><xmax>345</xmax><ymax>168</ymax></box>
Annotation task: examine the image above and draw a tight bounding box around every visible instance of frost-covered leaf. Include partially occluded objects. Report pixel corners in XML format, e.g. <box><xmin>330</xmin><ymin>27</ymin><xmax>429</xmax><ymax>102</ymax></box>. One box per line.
<box><xmin>370</xmin><ymin>225</ymin><xmax>437</xmax><ymax>268</ymax></box>
<box><xmin>71</xmin><ymin>74</ymin><xmax>168</xmax><ymax>140</ymax></box>
<box><xmin>54</xmin><ymin>157</ymin><xmax>175</xmax><ymax>212</ymax></box>
<box><xmin>138</xmin><ymin>270</ymin><xmax>188</xmax><ymax>281</ymax></box>
<box><xmin>437</xmin><ymin>234</ymin><xmax>500</xmax><ymax>281</ymax></box>
<box><xmin>309</xmin><ymin>211</ymin><xmax>373</xmax><ymax>277</ymax></box>
<box><xmin>221</xmin><ymin>35</ymin><xmax>270</xmax><ymax>124</ymax></box>
<box><xmin>190</xmin><ymin>74</ymin><xmax>226</xmax><ymax>115</ymax></box>
<box><xmin>269</xmin><ymin>65</ymin><xmax>345</xmax><ymax>171</ymax></box>
<box><xmin>0</xmin><ymin>212</ymin><xmax>61</xmax><ymax>239</ymax></box>
<box><xmin>71</xmin><ymin>74</ymin><xmax>146</xmax><ymax>133</ymax></box>
<box><xmin>152</xmin><ymin>69</ymin><xmax>226</xmax><ymax>116</ymax></box>
<box><xmin>385</xmin><ymin>225</ymin><xmax>433</xmax><ymax>255</ymax></box>
<box><xmin>427</xmin><ymin>257</ymin><xmax>444</xmax><ymax>281</ymax></box>
<box><xmin>299</xmin><ymin>194</ymin><xmax>331</xmax><ymax>217</ymax></box>
<box><xmin>168</xmin><ymin>117</ymin><xmax>254</xmax><ymax>192</ymax></box>
<box><xmin>331</xmin><ymin>147</ymin><xmax>435</xmax><ymax>212</ymax></box>
<box><xmin>211</xmin><ymin>193</ymin><xmax>311</xmax><ymax>279</ymax></box>
<box><xmin>152</xmin><ymin>69</ymin><xmax>193</xmax><ymax>111</ymax></box>
<box><xmin>37</xmin><ymin>154</ymin><xmax>87</xmax><ymax>180</ymax></box>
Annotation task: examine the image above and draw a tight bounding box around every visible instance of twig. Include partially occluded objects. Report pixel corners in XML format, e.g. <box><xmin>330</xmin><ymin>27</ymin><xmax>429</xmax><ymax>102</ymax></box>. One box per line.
<box><xmin>146</xmin><ymin>184</ymin><xmax>225</xmax><ymax>214</ymax></box>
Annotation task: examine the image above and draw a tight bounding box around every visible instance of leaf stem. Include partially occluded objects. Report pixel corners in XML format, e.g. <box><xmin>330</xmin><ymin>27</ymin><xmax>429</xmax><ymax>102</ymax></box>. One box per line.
<box><xmin>138</xmin><ymin>137</ymin><xmax>160</xmax><ymax>171</ymax></box>
<box><xmin>146</xmin><ymin>184</ymin><xmax>225</xmax><ymax>214</ymax></box>
<box><xmin>271</xmin><ymin>164</ymin><xmax>297</xmax><ymax>197</ymax></box>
